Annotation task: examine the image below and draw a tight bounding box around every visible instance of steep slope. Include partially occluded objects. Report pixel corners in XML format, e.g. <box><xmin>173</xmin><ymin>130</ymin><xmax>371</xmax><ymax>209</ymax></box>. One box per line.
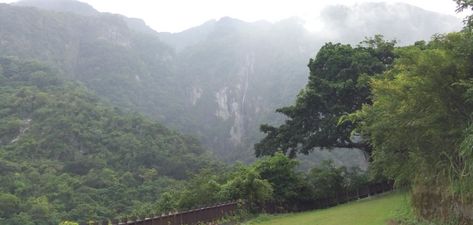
<box><xmin>0</xmin><ymin>3</ymin><xmax>183</xmax><ymax>120</ymax></box>
<box><xmin>13</xmin><ymin>0</ymin><xmax>99</xmax><ymax>16</ymax></box>
<box><xmin>13</xmin><ymin>0</ymin><xmax>159</xmax><ymax>36</ymax></box>
<box><xmin>174</xmin><ymin>17</ymin><xmax>318</xmax><ymax>160</ymax></box>
<box><xmin>0</xmin><ymin>57</ymin><xmax>220</xmax><ymax>224</ymax></box>
<box><xmin>156</xmin><ymin>19</ymin><xmax>217</xmax><ymax>53</ymax></box>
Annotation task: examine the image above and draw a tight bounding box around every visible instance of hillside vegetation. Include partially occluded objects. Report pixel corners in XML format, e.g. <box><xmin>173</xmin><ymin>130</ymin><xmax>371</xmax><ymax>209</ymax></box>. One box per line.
<box><xmin>0</xmin><ymin>57</ymin><xmax>221</xmax><ymax>224</ymax></box>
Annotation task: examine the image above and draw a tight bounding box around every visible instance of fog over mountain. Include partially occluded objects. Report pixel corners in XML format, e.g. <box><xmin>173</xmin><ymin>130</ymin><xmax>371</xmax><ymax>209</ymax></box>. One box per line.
<box><xmin>316</xmin><ymin>3</ymin><xmax>462</xmax><ymax>46</ymax></box>
<box><xmin>2</xmin><ymin>0</ymin><xmax>463</xmax><ymax>168</ymax></box>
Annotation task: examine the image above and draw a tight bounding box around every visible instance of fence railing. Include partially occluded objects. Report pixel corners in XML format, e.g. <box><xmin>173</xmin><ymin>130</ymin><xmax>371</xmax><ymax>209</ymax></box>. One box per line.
<box><xmin>255</xmin><ymin>180</ymin><xmax>394</xmax><ymax>214</ymax></box>
<box><xmin>79</xmin><ymin>180</ymin><xmax>394</xmax><ymax>225</ymax></box>
<box><xmin>79</xmin><ymin>200</ymin><xmax>249</xmax><ymax>225</ymax></box>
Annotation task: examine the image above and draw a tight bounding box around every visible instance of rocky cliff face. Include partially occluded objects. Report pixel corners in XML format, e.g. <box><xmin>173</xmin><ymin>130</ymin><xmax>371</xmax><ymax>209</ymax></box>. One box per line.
<box><xmin>178</xmin><ymin>20</ymin><xmax>315</xmax><ymax>157</ymax></box>
<box><xmin>212</xmin><ymin>54</ymin><xmax>255</xmax><ymax>146</ymax></box>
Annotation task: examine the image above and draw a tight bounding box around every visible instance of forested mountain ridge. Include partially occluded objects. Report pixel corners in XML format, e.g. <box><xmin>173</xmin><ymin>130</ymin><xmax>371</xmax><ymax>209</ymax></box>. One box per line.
<box><xmin>0</xmin><ymin>57</ymin><xmax>221</xmax><ymax>224</ymax></box>
<box><xmin>11</xmin><ymin>0</ymin><xmax>160</xmax><ymax>35</ymax></box>
<box><xmin>0</xmin><ymin>2</ymin><xmax>184</xmax><ymax>120</ymax></box>
<box><xmin>1</xmin><ymin>1</ymin><xmax>463</xmax><ymax>166</ymax></box>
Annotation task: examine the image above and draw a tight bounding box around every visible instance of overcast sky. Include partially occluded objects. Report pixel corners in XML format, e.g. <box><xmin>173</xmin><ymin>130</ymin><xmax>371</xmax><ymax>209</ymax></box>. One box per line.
<box><xmin>0</xmin><ymin>0</ymin><xmax>469</xmax><ymax>33</ymax></box>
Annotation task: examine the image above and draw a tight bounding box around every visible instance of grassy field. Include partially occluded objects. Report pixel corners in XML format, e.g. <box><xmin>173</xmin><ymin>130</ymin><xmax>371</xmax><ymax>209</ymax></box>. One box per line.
<box><xmin>248</xmin><ymin>192</ymin><xmax>409</xmax><ymax>225</ymax></box>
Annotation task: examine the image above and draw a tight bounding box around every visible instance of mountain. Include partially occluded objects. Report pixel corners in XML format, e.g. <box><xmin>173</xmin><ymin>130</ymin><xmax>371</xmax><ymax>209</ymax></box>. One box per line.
<box><xmin>13</xmin><ymin>0</ymin><xmax>160</xmax><ymax>36</ymax></box>
<box><xmin>1</xmin><ymin>1</ymin><xmax>463</xmax><ymax>167</ymax></box>
<box><xmin>13</xmin><ymin>0</ymin><xmax>99</xmax><ymax>16</ymax></box>
<box><xmin>157</xmin><ymin>19</ymin><xmax>217</xmax><ymax>53</ymax></box>
<box><xmin>173</xmin><ymin>16</ymin><xmax>319</xmax><ymax>161</ymax></box>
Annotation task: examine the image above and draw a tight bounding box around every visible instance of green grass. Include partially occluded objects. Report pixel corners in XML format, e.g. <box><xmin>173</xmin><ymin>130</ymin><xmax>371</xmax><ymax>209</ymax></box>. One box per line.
<box><xmin>248</xmin><ymin>192</ymin><xmax>408</xmax><ymax>225</ymax></box>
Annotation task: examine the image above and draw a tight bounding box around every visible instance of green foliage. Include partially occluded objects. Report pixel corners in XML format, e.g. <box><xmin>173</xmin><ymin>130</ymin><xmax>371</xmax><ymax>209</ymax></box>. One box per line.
<box><xmin>218</xmin><ymin>165</ymin><xmax>273</xmax><ymax>204</ymax></box>
<box><xmin>391</xmin><ymin>194</ymin><xmax>428</xmax><ymax>225</ymax></box>
<box><xmin>455</xmin><ymin>0</ymin><xmax>473</xmax><ymax>28</ymax></box>
<box><xmin>255</xmin><ymin>35</ymin><xmax>396</xmax><ymax>158</ymax></box>
<box><xmin>0</xmin><ymin>193</ymin><xmax>20</xmax><ymax>218</ymax></box>
<box><xmin>175</xmin><ymin>167</ymin><xmax>226</xmax><ymax>208</ymax></box>
<box><xmin>253</xmin><ymin>153</ymin><xmax>313</xmax><ymax>201</ymax></box>
<box><xmin>308</xmin><ymin>160</ymin><xmax>346</xmax><ymax>198</ymax></box>
<box><xmin>0</xmin><ymin>57</ymin><xmax>221</xmax><ymax>224</ymax></box>
<box><xmin>58</xmin><ymin>222</ymin><xmax>79</xmax><ymax>225</ymax></box>
<box><xmin>153</xmin><ymin>152</ymin><xmax>368</xmax><ymax>213</ymax></box>
<box><xmin>247</xmin><ymin>213</ymin><xmax>276</xmax><ymax>224</ymax></box>
<box><xmin>307</xmin><ymin>160</ymin><xmax>368</xmax><ymax>198</ymax></box>
<box><xmin>155</xmin><ymin>164</ymin><xmax>273</xmax><ymax>211</ymax></box>
<box><xmin>343</xmin><ymin>30</ymin><xmax>473</xmax><ymax>215</ymax></box>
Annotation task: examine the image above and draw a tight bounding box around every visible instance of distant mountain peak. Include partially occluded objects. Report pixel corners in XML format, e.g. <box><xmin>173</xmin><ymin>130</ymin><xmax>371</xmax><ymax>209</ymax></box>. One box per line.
<box><xmin>13</xmin><ymin>0</ymin><xmax>99</xmax><ymax>16</ymax></box>
<box><xmin>12</xmin><ymin>0</ymin><xmax>160</xmax><ymax>36</ymax></box>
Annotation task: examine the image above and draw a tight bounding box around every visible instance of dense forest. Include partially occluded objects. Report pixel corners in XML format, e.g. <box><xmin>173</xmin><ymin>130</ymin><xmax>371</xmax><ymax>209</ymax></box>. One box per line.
<box><xmin>0</xmin><ymin>0</ymin><xmax>471</xmax><ymax>224</ymax></box>
<box><xmin>0</xmin><ymin>57</ymin><xmax>224</xmax><ymax>224</ymax></box>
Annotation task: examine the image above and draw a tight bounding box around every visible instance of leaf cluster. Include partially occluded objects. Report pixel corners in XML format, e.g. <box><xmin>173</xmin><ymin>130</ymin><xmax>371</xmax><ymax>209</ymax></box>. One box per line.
<box><xmin>347</xmin><ymin>31</ymin><xmax>473</xmax><ymax>198</ymax></box>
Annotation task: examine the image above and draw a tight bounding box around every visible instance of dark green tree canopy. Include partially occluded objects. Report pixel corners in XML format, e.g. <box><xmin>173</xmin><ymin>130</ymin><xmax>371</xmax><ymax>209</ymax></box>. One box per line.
<box><xmin>255</xmin><ymin>35</ymin><xmax>396</xmax><ymax>158</ymax></box>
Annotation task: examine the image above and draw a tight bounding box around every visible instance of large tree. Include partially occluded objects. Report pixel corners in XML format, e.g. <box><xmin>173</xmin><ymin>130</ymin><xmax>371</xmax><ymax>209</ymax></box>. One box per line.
<box><xmin>254</xmin><ymin>35</ymin><xmax>396</xmax><ymax>158</ymax></box>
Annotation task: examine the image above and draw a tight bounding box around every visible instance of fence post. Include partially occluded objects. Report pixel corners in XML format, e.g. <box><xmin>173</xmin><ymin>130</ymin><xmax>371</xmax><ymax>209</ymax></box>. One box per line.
<box><xmin>170</xmin><ymin>210</ymin><xmax>175</xmax><ymax>225</ymax></box>
<box><xmin>139</xmin><ymin>215</ymin><xmax>145</xmax><ymax>225</ymax></box>
<box><xmin>102</xmin><ymin>220</ymin><xmax>109</xmax><ymax>225</ymax></box>
<box><xmin>190</xmin><ymin>207</ymin><xmax>195</xmax><ymax>225</ymax></box>
<box><xmin>148</xmin><ymin>214</ymin><xmax>154</xmax><ymax>225</ymax></box>
<box><xmin>131</xmin><ymin>216</ymin><xmax>137</xmax><ymax>225</ymax></box>
<box><xmin>112</xmin><ymin>219</ymin><xmax>119</xmax><ymax>225</ymax></box>
<box><xmin>212</xmin><ymin>203</ymin><xmax>217</xmax><ymax>221</ymax></box>
<box><xmin>165</xmin><ymin>211</ymin><xmax>170</xmax><ymax>225</ymax></box>
<box><xmin>197</xmin><ymin>206</ymin><xmax>202</xmax><ymax>224</ymax></box>
<box><xmin>183</xmin><ymin>208</ymin><xmax>189</xmax><ymax>225</ymax></box>
<box><xmin>176</xmin><ymin>209</ymin><xmax>181</xmax><ymax>225</ymax></box>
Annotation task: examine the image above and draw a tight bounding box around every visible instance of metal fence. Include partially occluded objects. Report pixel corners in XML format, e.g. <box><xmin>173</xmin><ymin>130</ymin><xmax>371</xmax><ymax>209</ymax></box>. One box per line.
<box><xmin>79</xmin><ymin>200</ymin><xmax>248</xmax><ymax>225</ymax></box>
<box><xmin>79</xmin><ymin>180</ymin><xmax>394</xmax><ymax>225</ymax></box>
<box><xmin>255</xmin><ymin>180</ymin><xmax>394</xmax><ymax>214</ymax></box>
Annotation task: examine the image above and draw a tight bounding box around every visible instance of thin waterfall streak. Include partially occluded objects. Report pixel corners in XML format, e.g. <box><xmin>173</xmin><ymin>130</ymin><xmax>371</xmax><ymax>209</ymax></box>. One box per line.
<box><xmin>241</xmin><ymin>61</ymin><xmax>250</xmax><ymax>111</ymax></box>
